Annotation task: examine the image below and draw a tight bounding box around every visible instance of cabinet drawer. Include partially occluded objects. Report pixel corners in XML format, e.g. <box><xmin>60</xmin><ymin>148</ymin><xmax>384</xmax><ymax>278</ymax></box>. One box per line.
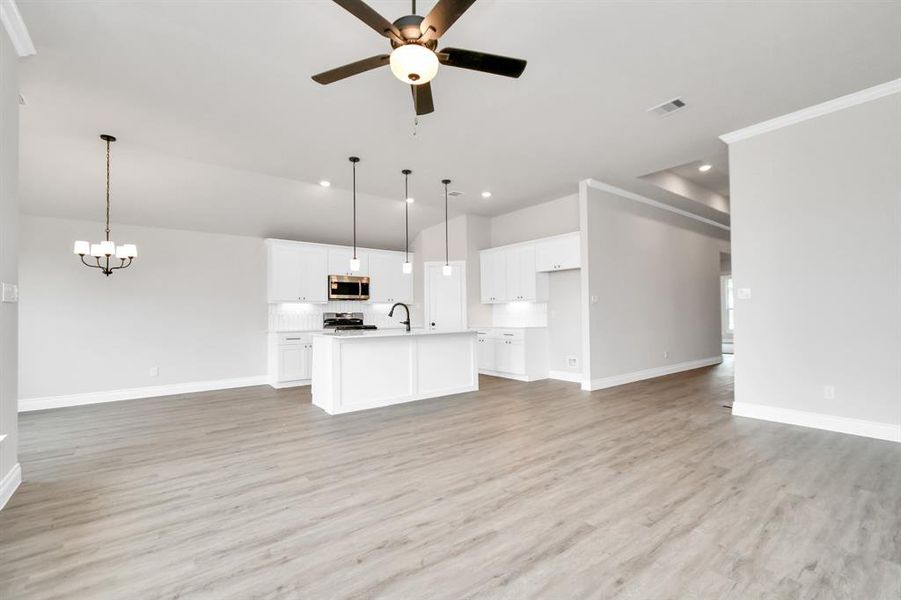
<box><xmin>494</xmin><ymin>329</ymin><xmax>525</xmax><ymax>341</ymax></box>
<box><xmin>278</xmin><ymin>333</ymin><xmax>311</xmax><ymax>346</ymax></box>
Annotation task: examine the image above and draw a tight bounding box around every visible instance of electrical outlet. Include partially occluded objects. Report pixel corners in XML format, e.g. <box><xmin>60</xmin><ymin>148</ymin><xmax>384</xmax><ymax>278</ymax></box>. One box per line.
<box><xmin>1</xmin><ymin>282</ymin><xmax>17</xmax><ymax>303</ymax></box>
<box><xmin>590</xmin><ymin>295</ymin><xmax>599</xmax><ymax>305</ymax></box>
<box><xmin>567</xmin><ymin>356</ymin><xmax>578</xmax><ymax>368</ymax></box>
<box><xmin>737</xmin><ymin>288</ymin><xmax>752</xmax><ymax>300</ymax></box>
<box><xmin>150</xmin><ymin>367</ymin><xmax>159</xmax><ymax>377</ymax></box>
<box><xmin>823</xmin><ymin>385</ymin><xmax>835</xmax><ymax>400</ymax></box>
<box><xmin>663</xmin><ymin>351</ymin><xmax>669</xmax><ymax>359</ymax></box>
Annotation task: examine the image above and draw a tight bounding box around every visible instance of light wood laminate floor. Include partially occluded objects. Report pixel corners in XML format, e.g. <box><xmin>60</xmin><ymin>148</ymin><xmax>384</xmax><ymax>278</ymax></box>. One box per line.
<box><xmin>2</xmin><ymin>358</ymin><xmax>900</xmax><ymax>599</ymax></box>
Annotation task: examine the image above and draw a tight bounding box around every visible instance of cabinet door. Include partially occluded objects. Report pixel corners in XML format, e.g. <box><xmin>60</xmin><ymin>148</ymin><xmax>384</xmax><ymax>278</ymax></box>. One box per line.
<box><xmin>505</xmin><ymin>247</ymin><xmax>523</xmax><ymax>301</ymax></box>
<box><xmin>505</xmin><ymin>246</ymin><xmax>536</xmax><ymax>301</ymax></box>
<box><xmin>268</xmin><ymin>244</ymin><xmax>304</xmax><ymax>302</ymax></box>
<box><xmin>278</xmin><ymin>346</ymin><xmax>308</xmax><ymax>381</ymax></box>
<box><xmin>480</xmin><ymin>250</ymin><xmax>507</xmax><ymax>303</ymax></box>
<box><xmin>495</xmin><ymin>340</ymin><xmax>525</xmax><ymax>374</ymax></box>
<box><xmin>328</xmin><ymin>248</ymin><xmax>369</xmax><ymax>276</ymax></box>
<box><xmin>368</xmin><ymin>252</ymin><xmax>411</xmax><ymax>303</ymax></box>
<box><xmin>477</xmin><ymin>335</ymin><xmax>496</xmax><ymax>371</ymax></box>
<box><xmin>297</xmin><ymin>246</ymin><xmax>328</xmax><ymax>303</ymax></box>
<box><xmin>535</xmin><ymin>233</ymin><xmax>581</xmax><ymax>272</ymax></box>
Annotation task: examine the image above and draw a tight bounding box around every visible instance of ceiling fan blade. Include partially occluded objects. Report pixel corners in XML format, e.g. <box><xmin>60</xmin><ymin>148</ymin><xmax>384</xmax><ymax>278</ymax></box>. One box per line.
<box><xmin>411</xmin><ymin>82</ymin><xmax>435</xmax><ymax>115</ymax></box>
<box><xmin>312</xmin><ymin>54</ymin><xmax>390</xmax><ymax>84</ymax></box>
<box><xmin>438</xmin><ymin>47</ymin><xmax>527</xmax><ymax>78</ymax></box>
<box><xmin>332</xmin><ymin>0</ymin><xmax>402</xmax><ymax>40</ymax></box>
<box><xmin>419</xmin><ymin>0</ymin><xmax>477</xmax><ymax>42</ymax></box>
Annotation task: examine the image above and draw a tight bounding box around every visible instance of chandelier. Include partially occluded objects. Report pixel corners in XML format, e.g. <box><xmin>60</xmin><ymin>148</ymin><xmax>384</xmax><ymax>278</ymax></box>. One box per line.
<box><xmin>73</xmin><ymin>134</ymin><xmax>137</xmax><ymax>276</ymax></box>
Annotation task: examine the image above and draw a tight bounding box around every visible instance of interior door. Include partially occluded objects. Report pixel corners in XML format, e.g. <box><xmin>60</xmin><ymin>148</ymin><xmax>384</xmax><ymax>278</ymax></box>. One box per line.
<box><xmin>426</xmin><ymin>263</ymin><xmax>465</xmax><ymax>331</ymax></box>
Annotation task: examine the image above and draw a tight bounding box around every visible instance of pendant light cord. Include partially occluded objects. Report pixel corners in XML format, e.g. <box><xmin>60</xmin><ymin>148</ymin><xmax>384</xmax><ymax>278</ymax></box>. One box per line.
<box><xmin>352</xmin><ymin>159</ymin><xmax>357</xmax><ymax>259</ymax></box>
<box><xmin>105</xmin><ymin>138</ymin><xmax>111</xmax><ymax>242</ymax></box>
<box><xmin>404</xmin><ymin>171</ymin><xmax>409</xmax><ymax>262</ymax></box>
<box><xmin>443</xmin><ymin>179</ymin><xmax>450</xmax><ymax>266</ymax></box>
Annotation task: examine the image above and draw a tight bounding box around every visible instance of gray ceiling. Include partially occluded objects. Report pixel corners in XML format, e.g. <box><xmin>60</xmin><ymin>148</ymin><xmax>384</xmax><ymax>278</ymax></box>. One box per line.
<box><xmin>16</xmin><ymin>1</ymin><xmax>901</xmax><ymax>247</ymax></box>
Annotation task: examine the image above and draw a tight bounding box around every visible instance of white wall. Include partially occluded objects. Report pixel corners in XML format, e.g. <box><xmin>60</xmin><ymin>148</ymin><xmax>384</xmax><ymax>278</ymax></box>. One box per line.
<box><xmin>19</xmin><ymin>216</ymin><xmax>268</xmax><ymax>402</ymax></box>
<box><xmin>728</xmin><ymin>89</ymin><xmax>901</xmax><ymax>440</ymax></box>
<box><xmin>547</xmin><ymin>270</ymin><xmax>582</xmax><ymax>375</ymax></box>
<box><xmin>580</xmin><ymin>183</ymin><xmax>726</xmax><ymax>389</ymax></box>
<box><xmin>0</xmin><ymin>24</ymin><xmax>21</xmax><ymax>507</ymax></box>
<box><xmin>489</xmin><ymin>193</ymin><xmax>579</xmax><ymax>247</ymax></box>
<box><xmin>410</xmin><ymin>214</ymin><xmax>491</xmax><ymax>329</ymax></box>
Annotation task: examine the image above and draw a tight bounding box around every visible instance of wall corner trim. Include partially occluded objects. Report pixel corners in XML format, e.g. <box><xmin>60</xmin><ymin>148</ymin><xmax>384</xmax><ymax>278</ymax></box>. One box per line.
<box><xmin>0</xmin><ymin>463</ymin><xmax>22</xmax><ymax>511</ymax></box>
<box><xmin>18</xmin><ymin>375</ymin><xmax>269</xmax><ymax>412</ymax></box>
<box><xmin>0</xmin><ymin>0</ymin><xmax>36</xmax><ymax>57</ymax></box>
<box><xmin>719</xmin><ymin>78</ymin><xmax>901</xmax><ymax>144</ymax></box>
<box><xmin>581</xmin><ymin>179</ymin><xmax>730</xmax><ymax>232</ymax></box>
<box><xmin>581</xmin><ymin>356</ymin><xmax>722</xmax><ymax>391</ymax></box>
<box><xmin>731</xmin><ymin>402</ymin><xmax>901</xmax><ymax>443</ymax></box>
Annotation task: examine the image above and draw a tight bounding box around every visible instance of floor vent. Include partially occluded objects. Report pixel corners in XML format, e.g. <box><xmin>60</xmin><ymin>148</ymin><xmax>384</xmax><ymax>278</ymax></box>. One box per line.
<box><xmin>648</xmin><ymin>97</ymin><xmax>686</xmax><ymax>117</ymax></box>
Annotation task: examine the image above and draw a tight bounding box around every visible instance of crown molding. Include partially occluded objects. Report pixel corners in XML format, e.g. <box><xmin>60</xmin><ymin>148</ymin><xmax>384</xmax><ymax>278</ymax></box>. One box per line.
<box><xmin>720</xmin><ymin>78</ymin><xmax>901</xmax><ymax>144</ymax></box>
<box><xmin>581</xmin><ymin>179</ymin><xmax>730</xmax><ymax>231</ymax></box>
<box><xmin>0</xmin><ymin>0</ymin><xmax>35</xmax><ymax>57</ymax></box>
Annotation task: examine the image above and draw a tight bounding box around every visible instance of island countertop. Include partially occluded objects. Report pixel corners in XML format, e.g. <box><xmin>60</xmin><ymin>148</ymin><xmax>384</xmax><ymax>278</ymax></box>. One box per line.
<box><xmin>311</xmin><ymin>328</ymin><xmax>475</xmax><ymax>339</ymax></box>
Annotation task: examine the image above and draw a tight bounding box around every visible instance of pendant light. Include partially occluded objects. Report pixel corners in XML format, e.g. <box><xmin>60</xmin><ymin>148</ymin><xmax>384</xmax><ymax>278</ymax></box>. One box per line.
<box><xmin>402</xmin><ymin>169</ymin><xmax>413</xmax><ymax>274</ymax></box>
<box><xmin>348</xmin><ymin>156</ymin><xmax>361</xmax><ymax>272</ymax></box>
<box><xmin>442</xmin><ymin>179</ymin><xmax>452</xmax><ymax>276</ymax></box>
<box><xmin>73</xmin><ymin>134</ymin><xmax>137</xmax><ymax>276</ymax></box>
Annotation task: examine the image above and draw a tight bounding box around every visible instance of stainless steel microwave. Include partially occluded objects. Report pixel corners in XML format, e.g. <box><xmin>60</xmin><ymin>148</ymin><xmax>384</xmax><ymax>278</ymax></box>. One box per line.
<box><xmin>328</xmin><ymin>275</ymin><xmax>370</xmax><ymax>301</ymax></box>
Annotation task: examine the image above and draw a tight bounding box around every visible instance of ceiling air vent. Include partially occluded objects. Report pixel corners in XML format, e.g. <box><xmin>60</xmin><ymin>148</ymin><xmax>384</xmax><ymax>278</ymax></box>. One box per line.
<box><xmin>648</xmin><ymin>97</ymin><xmax>686</xmax><ymax>117</ymax></box>
<box><xmin>448</xmin><ymin>190</ymin><xmax>464</xmax><ymax>197</ymax></box>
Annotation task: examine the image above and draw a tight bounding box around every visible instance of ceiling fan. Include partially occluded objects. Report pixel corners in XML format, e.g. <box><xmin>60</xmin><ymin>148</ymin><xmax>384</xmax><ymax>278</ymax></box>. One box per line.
<box><xmin>312</xmin><ymin>0</ymin><xmax>527</xmax><ymax>115</ymax></box>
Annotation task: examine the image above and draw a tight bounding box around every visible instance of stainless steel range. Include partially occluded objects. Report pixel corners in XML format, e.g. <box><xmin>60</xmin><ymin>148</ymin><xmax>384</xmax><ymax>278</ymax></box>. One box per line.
<box><xmin>322</xmin><ymin>312</ymin><xmax>377</xmax><ymax>331</ymax></box>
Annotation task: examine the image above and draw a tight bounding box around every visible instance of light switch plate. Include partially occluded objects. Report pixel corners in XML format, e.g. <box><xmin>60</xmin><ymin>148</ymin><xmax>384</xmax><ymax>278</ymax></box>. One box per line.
<box><xmin>737</xmin><ymin>287</ymin><xmax>752</xmax><ymax>300</ymax></box>
<box><xmin>1</xmin><ymin>282</ymin><xmax>18</xmax><ymax>303</ymax></box>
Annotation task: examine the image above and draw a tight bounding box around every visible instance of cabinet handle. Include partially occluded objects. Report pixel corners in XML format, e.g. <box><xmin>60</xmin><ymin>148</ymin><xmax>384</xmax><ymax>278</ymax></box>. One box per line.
<box><xmin>286</xmin><ymin>337</ymin><xmax>301</xmax><ymax>341</ymax></box>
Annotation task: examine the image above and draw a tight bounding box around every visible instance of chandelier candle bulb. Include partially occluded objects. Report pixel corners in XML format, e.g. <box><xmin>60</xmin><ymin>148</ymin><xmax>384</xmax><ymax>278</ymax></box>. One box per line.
<box><xmin>73</xmin><ymin>241</ymin><xmax>90</xmax><ymax>255</ymax></box>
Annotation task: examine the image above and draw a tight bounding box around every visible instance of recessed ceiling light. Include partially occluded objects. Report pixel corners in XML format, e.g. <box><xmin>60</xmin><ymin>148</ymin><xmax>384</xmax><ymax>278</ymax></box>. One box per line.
<box><xmin>698</xmin><ymin>164</ymin><xmax>712</xmax><ymax>172</ymax></box>
<box><xmin>319</xmin><ymin>180</ymin><xmax>331</xmax><ymax>187</ymax></box>
<box><xmin>481</xmin><ymin>191</ymin><xmax>492</xmax><ymax>198</ymax></box>
<box><xmin>406</xmin><ymin>197</ymin><xmax>415</xmax><ymax>204</ymax></box>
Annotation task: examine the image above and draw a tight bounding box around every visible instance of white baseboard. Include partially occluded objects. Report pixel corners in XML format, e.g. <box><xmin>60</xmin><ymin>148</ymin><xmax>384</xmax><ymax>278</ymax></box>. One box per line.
<box><xmin>269</xmin><ymin>379</ymin><xmax>311</xmax><ymax>390</ymax></box>
<box><xmin>18</xmin><ymin>376</ymin><xmax>269</xmax><ymax>412</ymax></box>
<box><xmin>582</xmin><ymin>356</ymin><xmax>723</xmax><ymax>391</ymax></box>
<box><xmin>548</xmin><ymin>370</ymin><xmax>583</xmax><ymax>383</ymax></box>
<box><xmin>0</xmin><ymin>463</ymin><xmax>22</xmax><ymax>511</ymax></box>
<box><xmin>732</xmin><ymin>402</ymin><xmax>901</xmax><ymax>443</ymax></box>
<box><xmin>478</xmin><ymin>369</ymin><xmax>543</xmax><ymax>382</ymax></box>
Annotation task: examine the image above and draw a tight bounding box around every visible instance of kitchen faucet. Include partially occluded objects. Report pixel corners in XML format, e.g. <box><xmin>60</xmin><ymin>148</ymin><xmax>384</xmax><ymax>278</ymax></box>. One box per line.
<box><xmin>388</xmin><ymin>302</ymin><xmax>411</xmax><ymax>332</ymax></box>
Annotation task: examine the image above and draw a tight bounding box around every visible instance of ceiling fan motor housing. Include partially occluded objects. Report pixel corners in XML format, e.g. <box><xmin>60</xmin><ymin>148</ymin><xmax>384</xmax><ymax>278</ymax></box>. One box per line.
<box><xmin>391</xmin><ymin>15</ymin><xmax>437</xmax><ymax>49</ymax></box>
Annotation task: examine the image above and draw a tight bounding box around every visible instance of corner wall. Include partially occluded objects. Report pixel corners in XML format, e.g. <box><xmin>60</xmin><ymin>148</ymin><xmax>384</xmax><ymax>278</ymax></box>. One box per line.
<box><xmin>0</xmin><ymin>25</ymin><xmax>21</xmax><ymax>508</ymax></box>
<box><xmin>580</xmin><ymin>182</ymin><xmax>727</xmax><ymax>390</ymax></box>
<box><xmin>726</xmin><ymin>85</ymin><xmax>901</xmax><ymax>442</ymax></box>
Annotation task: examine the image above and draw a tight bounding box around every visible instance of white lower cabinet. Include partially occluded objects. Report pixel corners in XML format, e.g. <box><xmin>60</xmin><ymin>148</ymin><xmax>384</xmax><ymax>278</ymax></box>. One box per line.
<box><xmin>269</xmin><ymin>332</ymin><xmax>313</xmax><ymax>388</ymax></box>
<box><xmin>476</xmin><ymin>328</ymin><xmax>548</xmax><ymax>381</ymax></box>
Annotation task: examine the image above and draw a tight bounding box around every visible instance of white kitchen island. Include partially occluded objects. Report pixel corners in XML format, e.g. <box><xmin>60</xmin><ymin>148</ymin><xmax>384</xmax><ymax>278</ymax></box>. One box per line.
<box><xmin>311</xmin><ymin>329</ymin><xmax>478</xmax><ymax>415</ymax></box>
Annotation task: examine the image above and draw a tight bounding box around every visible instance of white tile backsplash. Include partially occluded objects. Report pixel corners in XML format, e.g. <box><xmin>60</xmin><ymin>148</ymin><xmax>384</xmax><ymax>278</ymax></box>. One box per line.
<box><xmin>269</xmin><ymin>301</ymin><xmax>408</xmax><ymax>331</ymax></box>
<box><xmin>491</xmin><ymin>302</ymin><xmax>548</xmax><ymax>327</ymax></box>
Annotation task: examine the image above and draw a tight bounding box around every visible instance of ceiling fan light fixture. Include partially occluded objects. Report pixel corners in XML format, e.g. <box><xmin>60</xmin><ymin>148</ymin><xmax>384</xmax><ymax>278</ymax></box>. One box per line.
<box><xmin>390</xmin><ymin>44</ymin><xmax>439</xmax><ymax>85</ymax></box>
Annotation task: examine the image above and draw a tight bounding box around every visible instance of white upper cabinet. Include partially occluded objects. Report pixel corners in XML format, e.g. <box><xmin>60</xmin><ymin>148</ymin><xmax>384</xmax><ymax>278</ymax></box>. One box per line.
<box><xmin>480</xmin><ymin>249</ymin><xmax>507</xmax><ymax>303</ymax></box>
<box><xmin>267</xmin><ymin>242</ymin><xmax>328</xmax><ymax>303</ymax></box>
<box><xmin>328</xmin><ymin>248</ymin><xmax>369</xmax><ymax>276</ymax></box>
<box><xmin>505</xmin><ymin>245</ymin><xmax>537</xmax><ymax>301</ymax></box>
<box><xmin>368</xmin><ymin>251</ymin><xmax>413</xmax><ymax>304</ymax></box>
<box><xmin>535</xmin><ymin>232</ymin><xmax>581</xmax><ymax>272</ymax></box>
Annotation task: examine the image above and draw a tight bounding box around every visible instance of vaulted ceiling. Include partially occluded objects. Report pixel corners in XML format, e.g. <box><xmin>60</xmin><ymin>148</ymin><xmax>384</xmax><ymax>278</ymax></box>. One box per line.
<box><xmin>16</xmin><ymin>1</ymin><xmax>901</xmax><ymax>248</ymax></box>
